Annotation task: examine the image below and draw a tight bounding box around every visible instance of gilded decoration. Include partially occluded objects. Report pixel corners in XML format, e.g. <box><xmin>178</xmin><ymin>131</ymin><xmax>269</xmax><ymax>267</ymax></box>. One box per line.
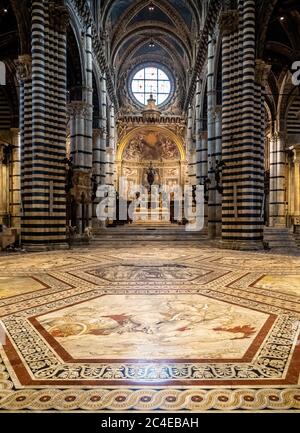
<box><xmin>116</xmin><ymin>127</ymin><xmax>186</xmax><ymax>197</ymax></box>
<box><xmin>123</xmin><ymin>131</ymin><xmax>180</xmax><ymax>161</ymax></box>
<box><xmin>117</xmin><ymin>126</ymin><xmax>186</xmax><ymax>162</ymax></box>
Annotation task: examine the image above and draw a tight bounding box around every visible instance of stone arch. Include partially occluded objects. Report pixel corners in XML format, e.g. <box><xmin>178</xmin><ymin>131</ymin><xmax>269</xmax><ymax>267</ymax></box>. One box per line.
<box><xmin>66</xmin><ymin>8</ymin><xmax>86</xmax><ymax>100</ymax></box>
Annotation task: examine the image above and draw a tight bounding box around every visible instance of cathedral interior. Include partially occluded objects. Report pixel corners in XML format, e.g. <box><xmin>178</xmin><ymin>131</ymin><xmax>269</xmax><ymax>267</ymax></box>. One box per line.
<box><xmin>0</xmin><ymin>0</ymin><xmax>300</xmax><ymax>414</ymax></box>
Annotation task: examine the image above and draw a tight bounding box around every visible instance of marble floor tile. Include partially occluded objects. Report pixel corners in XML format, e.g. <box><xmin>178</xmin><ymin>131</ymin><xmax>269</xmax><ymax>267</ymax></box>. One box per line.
<box><xmin>0</xmin><ymin>242</ymin><xmax>300</xmax><ymax>412</ymax></box>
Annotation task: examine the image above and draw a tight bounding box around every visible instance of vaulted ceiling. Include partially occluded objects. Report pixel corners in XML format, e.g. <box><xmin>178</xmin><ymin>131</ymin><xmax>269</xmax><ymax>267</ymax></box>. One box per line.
<box><xmin>261</xmin><ymin>0</ymin><xmax>300</xmax><ymax>121</ymax></box>
<box><xmin>264</xmin><ymin>0</ymin><xmax>300</xmax><ymax>73</ymax></box>
<box><xmin>100</xmin><ymin>0</ymin><xmax>203</xmax><ymax>113</ymax></box>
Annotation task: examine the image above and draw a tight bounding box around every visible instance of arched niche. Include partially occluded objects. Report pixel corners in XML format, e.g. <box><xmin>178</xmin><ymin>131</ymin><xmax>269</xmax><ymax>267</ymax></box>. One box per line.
<box><xmin>116</xmin><ymin>126</ymin><xmax>187</xmax><ymax>199</ymax></box>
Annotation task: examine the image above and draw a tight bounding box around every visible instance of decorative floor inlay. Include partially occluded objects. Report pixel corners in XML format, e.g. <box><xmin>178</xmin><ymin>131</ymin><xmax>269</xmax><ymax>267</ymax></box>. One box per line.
<box><xmin>0</xmin><ymin>276</ymin><xmax>47</xmax><ymax>299</ymax></box>
<box><xmin>0</xmin><ymin>243</ymin><xmax>300</xmax><ymax>411</ymax></box>
<box><xmin>35</xmin><ymin>294</ymin><xmax>270</xmax><ymax>360</ymax></box>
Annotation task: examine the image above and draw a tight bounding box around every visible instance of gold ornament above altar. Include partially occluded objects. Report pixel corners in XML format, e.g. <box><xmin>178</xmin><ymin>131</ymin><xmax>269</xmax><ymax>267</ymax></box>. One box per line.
<box><xmin>142</xmin><ymin>94</ymin><xmax>161</xmax><ymax>123</ymax></box>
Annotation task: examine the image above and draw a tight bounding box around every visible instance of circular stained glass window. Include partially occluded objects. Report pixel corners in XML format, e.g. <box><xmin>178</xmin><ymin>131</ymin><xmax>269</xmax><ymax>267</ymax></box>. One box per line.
<box><xmin>130</xmin><ymin>64</ymin><xmax>173</xmax><ymax>107</ymax></box>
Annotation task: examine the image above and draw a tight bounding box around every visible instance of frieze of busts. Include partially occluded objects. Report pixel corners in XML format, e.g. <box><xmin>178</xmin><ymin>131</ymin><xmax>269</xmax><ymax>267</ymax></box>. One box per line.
<box><xmin>255</xmin><ymin>60</ymin><xmax>271</xmax><ymax>87</ymax></box>
<box><xmin>218</xmin><ymin>10</ymin><xmax>239</xmax><ymax>35</ymax></box>
<box><xmin>15</xmin><ymin>55</ymin><xmax>32</xmax><ymax>83</ymax></box>
<box><xmin>48</xmin><ymin>2</ymin><xmax>69</xmax><ymax>33</ymax></box>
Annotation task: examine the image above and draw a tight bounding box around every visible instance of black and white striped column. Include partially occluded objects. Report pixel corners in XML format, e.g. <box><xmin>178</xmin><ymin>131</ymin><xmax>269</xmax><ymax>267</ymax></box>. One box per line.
<box><xmin>197</xmin><ymin>132</ymin><xmax>208</xmax><ymax>186</ymax></box>
<box><xmin>100</xmin><ymin>74</ymin><xmax>107</xmax><ymax>185</ymax></box>
<box><xmin>92</xmin><ymin>129</ymin><xmax>102</xmax><ymax>187</ymax></box>
<box><xmin>195</xmin><ymin>78</ymin><xmax>202</xmax><ymax>184</ymax></box>
<box><xmin>83</xmin><ymin>26</ymin><xmax>93</xmax><ymax>172</ymax></box>
<box><xmin>92</xmin><ymin>127</ymin><xmax>101</xmax><ymax>228</ymax></box>
<box><xmin>9</xmin><ymin>128</ymin><xmax>21</xmax><ymax>228</ymax></box>
<box><xmin>186</xmin><ymin>105</ymin><xmax>195</xmax><ymax>184</ymax></box>
<box><xmin>290</xmin><ymin>147</ymin><xmax>300</xmax><ymax>222</ymax></box>
<box><xmin>21</xmin><ymin>1</ymin><xmax>69</xmax><ymax>249</ymax></box>
<box><xmin>195</xmin><ymin>79</ymin><xmax>208</xmax><ymax>227</ymax></box>
<box><xmin>16</xmin><ymin>54</ymin><xmax>31</xmax><ymax>237</ymax></box>
<box><xmin>68</xmin><ymin>101</ymin><xmax>89</xmax><ymax>169</ymax></box>
<box><xmin>269</xmin><ymin>131</ymin><xmax>286</xmax><ymax>226</ymax></box>
<box><xmin>220</xmin><ymin>1</ymin><xmax>265</xmax><ymax>249</ymax></box>
<box><xmin>106</xmin><ymin>103</ymin><xmax>116</xmax><ymax>187</ymax></box>
<box><xmin>207</xmin><ymin>34</ymin><xmax>222</xmax><ymax>238</ymax></box>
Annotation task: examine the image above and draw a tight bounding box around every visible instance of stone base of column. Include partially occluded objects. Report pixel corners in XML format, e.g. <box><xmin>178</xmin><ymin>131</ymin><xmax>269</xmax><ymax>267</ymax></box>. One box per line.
<box><xmin>23</xmin><ymin>243</ymin><xmax>69</xmax><ymax>252</ymax></box>
<box><xmin>10</xmin><ymin>217</ymin><xmax>21</xmax><ymax>228</ymax></box>
<box><xmin>92</xmin><ymin>218</ymin><xmax>107</xmax><ymax>233</ymax></box>
<box><xmin>269</xmin><ymin>216</ymin><xmax>286</xmax><ymax>227</ymax></box>
<box><xmin>208</xmin><ymin>223</ymin><xmax>222</xmax><ymax>239</ymax></box>
<box><xmin>218</xmin><ymin>239</ymin><xmax>265</xmax><ymax>251</ymax></box>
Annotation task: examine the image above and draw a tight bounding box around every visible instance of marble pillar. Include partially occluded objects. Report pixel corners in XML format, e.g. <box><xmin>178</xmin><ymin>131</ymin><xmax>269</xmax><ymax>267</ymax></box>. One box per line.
<box><xmin>269</xmin><ymin>132</ymin><xmax>286</xmax><ymax>227</ymax></box>
<box><xmin>289</xmin><ymin>145</ymin><xmax>300</xmax><ymax>225</ymax></box>
<box><xmin>9</xmin><ymin>128</ymin><xmax>21</xmax><ymax>228</ymax></box>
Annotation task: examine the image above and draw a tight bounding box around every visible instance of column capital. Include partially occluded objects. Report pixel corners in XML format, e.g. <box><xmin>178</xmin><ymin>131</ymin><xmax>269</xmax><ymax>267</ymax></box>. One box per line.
<box><xmin>67</xmin><ymin>101</ymin><xmax>89</xmax><ymax>117</ymax></box>
<box><xmin>71</xmin><ymin>169</ymin><xmax>93</xmax><ymax>203</ymax></box>
<box><xmin>272</xmin><ymin>131</ymin><xmax>286</xmax><ymax>141</ymax></box>
<box><xmin>106</xmin><ymin>148</ymin><xmax>115</xmax><ymax>156</ymax></box>
<box><xmin>10</xmin><ymin>127</ymin><xmax>20</xmax><ymax>134</ymax></box>
<box><xmin>93</xmin><ymin>128</ymin><xmax>105</xmax><ymax>139</ymax></box>
<box><xmin>15</xmin><ymin>55</ymin><xmax>31</xmax><ymax>83</ymax></box>
<box><xmin>48</xmin><ymin>2</ymin><xmax>69</xmax><ymax>33</ymax></box>
<box><xmin>10</xmin><ymin>128</ymin><xmax>20</xmax><ymax>146</ymax></box>
<box><xmin>291</xmin><ymin>144</ymin><xmax>300</xmax><ymax>163</ymax></box>
<box><xmin>255</xmin><ymin>59</ymin><xmax>271</xmax><ymax>87</ymax></box>
<box><xmin>214</xmin><ymin>105</ymin><xmax>222</xmax><ymax>118</ymax></box>
<box><xmin>218</xmin><ymin>10</ymin><xmax>239</xmax><ymax>35</ymax></box>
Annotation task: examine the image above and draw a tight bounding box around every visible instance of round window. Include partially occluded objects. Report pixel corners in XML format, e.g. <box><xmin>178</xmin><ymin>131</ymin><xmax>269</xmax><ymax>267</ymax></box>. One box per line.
<box><xmin>130</xmin><ymin>64</ymin><xmax>174</xmax><ymax>107</ymax></box>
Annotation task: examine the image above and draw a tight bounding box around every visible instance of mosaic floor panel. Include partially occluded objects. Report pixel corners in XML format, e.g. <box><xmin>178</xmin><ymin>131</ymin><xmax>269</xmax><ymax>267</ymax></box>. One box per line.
<box><xmin>0</xmin><ymin>243</ymin><xmax>300</xmax><ymax>412</ymax></box>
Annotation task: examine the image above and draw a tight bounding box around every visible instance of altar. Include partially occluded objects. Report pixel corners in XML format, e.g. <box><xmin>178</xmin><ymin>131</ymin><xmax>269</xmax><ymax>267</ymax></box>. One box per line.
<box><xmin>116</xmin><ymin>126</ymin><xmax>187</xmax><ymax>226</ymax></box>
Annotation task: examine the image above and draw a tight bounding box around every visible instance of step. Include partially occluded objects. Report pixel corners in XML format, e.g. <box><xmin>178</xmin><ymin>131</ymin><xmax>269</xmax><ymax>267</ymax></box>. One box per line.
<box><xmin>264</xmin><ymin>227</ymin><xmax>299</xmax><ymax>253</ymax></box>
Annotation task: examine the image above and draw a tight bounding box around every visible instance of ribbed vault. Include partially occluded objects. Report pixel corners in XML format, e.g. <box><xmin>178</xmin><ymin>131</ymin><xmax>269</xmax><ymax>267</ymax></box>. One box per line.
<box><xmin>101</xmin><ymin>0</ymin><xmax>202</xmax><ymax>113</ymax></box>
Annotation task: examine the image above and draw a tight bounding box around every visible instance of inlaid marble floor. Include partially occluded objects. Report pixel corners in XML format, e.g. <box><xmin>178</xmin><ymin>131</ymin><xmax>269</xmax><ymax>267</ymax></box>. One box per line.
<box><xmin>0</xmin><ymin>242</ymin><xmax>300</xmax><ymax>412</ymax></box>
